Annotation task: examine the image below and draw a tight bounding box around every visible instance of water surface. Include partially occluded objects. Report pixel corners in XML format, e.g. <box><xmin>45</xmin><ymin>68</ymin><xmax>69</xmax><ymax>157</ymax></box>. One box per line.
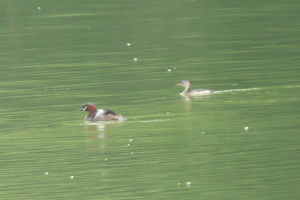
<box><xmin>1</xmin><ymin>0</ymin><xmax>300</xmax><ymax>199</ymax></box>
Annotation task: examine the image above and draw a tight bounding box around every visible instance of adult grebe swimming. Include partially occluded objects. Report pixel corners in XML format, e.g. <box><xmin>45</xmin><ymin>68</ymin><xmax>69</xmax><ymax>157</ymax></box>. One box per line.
<box><xmin>175</xmin><ymin>80</ymin><xmax>213</xmax><ymax>96</ymax></box>
<box><xmin>78</xmin><ymin>103</ymin><xmax>125</xmax><ymax>122</ymax></box>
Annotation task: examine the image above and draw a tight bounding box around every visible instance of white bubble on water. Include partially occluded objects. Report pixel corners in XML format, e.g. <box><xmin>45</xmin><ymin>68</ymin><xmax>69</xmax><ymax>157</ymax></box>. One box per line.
<box><xmin>186</xmin><ymin>182</ymin><xmax>192</xmax><ymax>186</ymax></box>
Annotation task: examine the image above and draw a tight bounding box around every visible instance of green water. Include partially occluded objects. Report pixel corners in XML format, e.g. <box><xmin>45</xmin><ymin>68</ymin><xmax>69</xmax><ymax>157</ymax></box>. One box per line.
<box><xmin>1</xmin><ymin>0</ymin><xmax>300</xmax><ymax>199</ymax></box>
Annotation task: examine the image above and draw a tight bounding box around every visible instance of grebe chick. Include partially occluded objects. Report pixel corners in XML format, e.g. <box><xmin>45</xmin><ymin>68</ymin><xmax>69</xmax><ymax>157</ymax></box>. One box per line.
<box><xmin>78</xmin><ymin>102</ymin><xmax>125</xmax><ymax>122</ymax></box>
<box><xmin>175</xmin><ymin>80</ymin><xmax>213</xmax><ymax>96</ymax></box>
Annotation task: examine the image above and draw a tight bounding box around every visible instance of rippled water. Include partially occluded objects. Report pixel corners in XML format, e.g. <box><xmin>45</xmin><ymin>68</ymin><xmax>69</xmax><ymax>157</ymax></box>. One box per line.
<box><xmin>1</xmin><ymin>0</ymin><xmax>300</xmax><ymax>199</ymax></box>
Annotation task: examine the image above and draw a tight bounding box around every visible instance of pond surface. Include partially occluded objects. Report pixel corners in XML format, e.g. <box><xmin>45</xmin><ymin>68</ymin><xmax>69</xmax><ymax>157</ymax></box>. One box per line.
<box><xmin>1</xmin><ymin>0</ymin><xmax>300</xmax><ymax>199</ymax></box>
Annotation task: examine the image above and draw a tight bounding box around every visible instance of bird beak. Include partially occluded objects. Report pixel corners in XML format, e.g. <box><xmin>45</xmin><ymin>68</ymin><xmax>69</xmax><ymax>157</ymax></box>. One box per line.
<box><xmin>78</xmin><ymin>105</ymin><xmax>87</xmax><ymax>112</ymax></box>
<box><xmin>175</xmin><ymin>83</ymin><xmax>181</xmax><ymax>86</ymax></box>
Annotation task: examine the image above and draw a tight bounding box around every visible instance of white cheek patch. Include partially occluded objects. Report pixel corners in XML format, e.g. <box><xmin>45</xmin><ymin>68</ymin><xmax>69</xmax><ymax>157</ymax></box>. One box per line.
<box><xmin>83</xmin><ymin>106</ymin><xmax>87</xmax><ymax>111</ymax></box>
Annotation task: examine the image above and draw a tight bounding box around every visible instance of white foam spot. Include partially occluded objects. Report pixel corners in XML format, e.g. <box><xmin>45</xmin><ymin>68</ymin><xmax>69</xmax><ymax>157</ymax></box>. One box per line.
<box><xmin>134</xmin><ymin>58</ymin><xmax>137</xmax><ymax>62</ymax></box>
<box><xmin>186</xmin><ymin>182</ymin><xmax>192</xmax><ymax>186</ymax></box>
<box><xmin>45</xmin><ymin>172</ymin><xmax>49</xmax><ymax>175</ymax></box>
<box><xmin>244</xmin><ymin>126</ymin><xmax>249</xmax><ymax>131</ymax></box>
<box><xmin>70</xmin><ymin>176</ymin><xmax>74</xmax><ymax>179</ymax></box>
<box><xmin>127</xmin><ymin>43</ymin><xmax>131</xmax><ymax>46</ymax></box>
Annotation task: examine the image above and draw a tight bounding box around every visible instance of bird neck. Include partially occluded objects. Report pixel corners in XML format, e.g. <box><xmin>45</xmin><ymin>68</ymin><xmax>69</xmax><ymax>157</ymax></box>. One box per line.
<box><xmin>182</xmin><ymin>84</ymin><xmax>190</xmax><ymax>94</ymax></box>
<box><xmin>87</xmin><ymin>105</ymin><xmax>97</xmax><ymax>116</ymax></box>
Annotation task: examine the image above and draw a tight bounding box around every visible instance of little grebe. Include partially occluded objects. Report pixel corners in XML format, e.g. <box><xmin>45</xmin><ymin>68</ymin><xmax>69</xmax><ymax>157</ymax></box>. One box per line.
<box><xmin>175</xmin><ymin>80</ymin><xmax>213</xmax><ymax>96</ymax></box>
<box><xmin>78</xmin><ymin>102</ymin><xmax>125</xmax><ymax>122</ymax></box>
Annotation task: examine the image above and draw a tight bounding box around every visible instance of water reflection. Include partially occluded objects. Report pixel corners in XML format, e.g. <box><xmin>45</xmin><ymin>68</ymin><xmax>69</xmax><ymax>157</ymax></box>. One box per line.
<box><xmin>84</xmin><ymin>122</ymin><xmax>125</xmax><ymax>152</ymax></box>
<box><xmin>179</xmin><ymin>95</ymin><xmax>211</xmax><ymax>103</ymax></box>
<box><xmin>85</xmin><ymin>122</ymin><xmax>106</xmax><ymax>132</ymax></box>
<box><xmin>84</xmin><ymin>122</ymin><xmax>106</xmax><ymax>154</ymax></box>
